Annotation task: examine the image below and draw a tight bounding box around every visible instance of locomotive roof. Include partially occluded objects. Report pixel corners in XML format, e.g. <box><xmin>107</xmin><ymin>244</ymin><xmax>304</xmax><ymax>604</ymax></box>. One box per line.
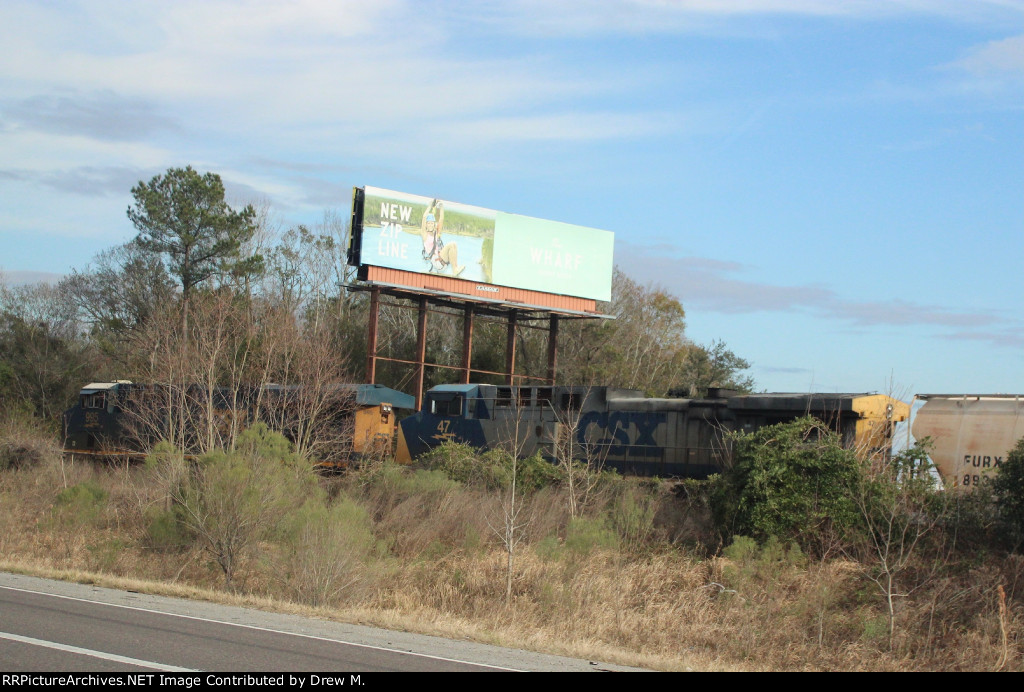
<box><xmin>725</xmin><ymin>392</ymin><xmax>885</xmax><ymax>412</ymax></box>
<box><xmin>350</xmin><ymin>384</ymin><xmax>416</xmax><ymax>409</ymax></box>
<box><xmin>429</xmin><ymin>384</ymin><xmax>480</xmax><ymax>394</ymax></box>
<box><xmin>80</xmin><ymin>382</ymin><xmax>122</xmax><ymax>393</ymax></box>
<box><xmin>916</xmin><ymin>393</ymin><xmax>1023</xmax><ymax>400</ymax></box>
<box><xmin>77</xmin><ymin>382</ymin><xmax>416</xmax><ymax>409</ymax></box>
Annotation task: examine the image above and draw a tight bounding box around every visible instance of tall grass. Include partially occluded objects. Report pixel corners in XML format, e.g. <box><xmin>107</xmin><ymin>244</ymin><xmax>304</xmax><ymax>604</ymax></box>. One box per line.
<box><xmin>0</xmin><ymin>426</ymin><xmax>1019</xmax><ymax>671</ymax></box>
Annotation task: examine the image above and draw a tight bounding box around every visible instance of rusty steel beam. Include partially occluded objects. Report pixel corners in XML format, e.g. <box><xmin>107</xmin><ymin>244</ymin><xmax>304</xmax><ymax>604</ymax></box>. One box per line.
<box><xmin>547</xmin><ymin>313</ymin><xmax>559</xmax><ymax>385</ymax></box>
<box><xmin>506</xmin><ymin>310</ymin><xmax>517</xmax><ymax>385</ymax></box>
<box><xmin>461</xmin><ymin>305</ymin><xmax>474</xmax><ymax>384</ymax></box>
<box><xmin>415</xmin><ymin>296</ymin><xmax>428</xmax><ymax>411</ymax></box>
<box><xmin>365</xmin><ymin>287</ymin><xmax>380</xmax><ymax>384</ymax></box>
<box><xmin>368</xmin><ymin>354</ymin><xmax>550</xmax><ymax>380</ymax></box>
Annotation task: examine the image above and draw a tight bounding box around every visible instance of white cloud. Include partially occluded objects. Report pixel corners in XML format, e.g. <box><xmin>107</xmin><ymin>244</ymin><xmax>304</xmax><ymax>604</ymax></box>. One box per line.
<box><xmin>0</xmin><ymin>129</ymin><xmax>171</xmax><ymax>173</ymax></box>
<box><xmin>953</xmin><ymin>34</ymin><xmax>1024</xmax><ymax>74</ymax></box>
<box><xmin>457</xmin><ymin>0</ymin><xmax>1024</xmax><ymax>37</ymax></box>
<box><xmin>0</xmin><ymin>270</ymin><xmax>64</xmax><ymax>286</ymax></box>
<box><xmin>615</xmin><ymin>242</ymin><xmax>1024</xmax><ymax>349</ymax></box>
<box><xmin>429</xmin><ymin>111</ymin><xmax>681</xmax><ymax>143</ymax></box>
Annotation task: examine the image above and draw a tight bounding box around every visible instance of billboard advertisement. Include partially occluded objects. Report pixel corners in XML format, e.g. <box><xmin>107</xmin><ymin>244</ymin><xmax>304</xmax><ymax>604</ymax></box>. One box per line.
<box><xmin>352</xmin><ymin>186</ymin><xmax>614</xmax><ymax>302</ymax></box>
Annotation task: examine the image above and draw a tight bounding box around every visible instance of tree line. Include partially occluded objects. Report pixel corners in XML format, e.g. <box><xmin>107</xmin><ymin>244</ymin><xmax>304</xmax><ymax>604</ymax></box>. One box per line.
<box><xmin>0</xmin><ymin>166</ymin><xmax>754</xmax><ymax>433</ymax></box>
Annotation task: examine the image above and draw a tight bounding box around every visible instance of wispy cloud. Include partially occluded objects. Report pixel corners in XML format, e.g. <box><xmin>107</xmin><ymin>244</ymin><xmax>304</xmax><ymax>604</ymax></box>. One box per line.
<box><xmin>616</xmin><ymin>242</ymin><xmax>1024</xmax><ymax>348</ymax></box>
<box><xmin>952</xmin><ymin>33</ymin><xmax>1024</xmax><ymax>75</ymax></box>
<box><xmin>0</xmin><ymin>166</ymin><xmax>150</xmax><ymax>197</ymax></box>
<box><xmin>462</xmin><ymin>0</ymin><xmax>1024</xmax><ymax>37</ymax></box>
<box><xmin>0</xmin><ymin>270</ymin><xmax>64</xmax><ymax>286</ymax></box>
<box><xmin>3</xmin><ymin>91</ymin><xmax>180</xmax><ymax>141</ymax></box>
<box><xmin>429</xmin><ymin>111</ymin><xmax>681</xmax><ymax>144</ymax></box>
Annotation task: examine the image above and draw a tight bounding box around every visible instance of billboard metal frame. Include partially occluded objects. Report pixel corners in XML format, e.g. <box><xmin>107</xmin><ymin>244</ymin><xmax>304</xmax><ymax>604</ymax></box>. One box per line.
<box><xmin>347</xmin><ymin>186</ymin><xmax>614</xmax><ymax>410</ymax></box>
<box><xmin>346</xmin><ymin>282</ymin><xmax>612</xmax><ymax>411</ymax></box>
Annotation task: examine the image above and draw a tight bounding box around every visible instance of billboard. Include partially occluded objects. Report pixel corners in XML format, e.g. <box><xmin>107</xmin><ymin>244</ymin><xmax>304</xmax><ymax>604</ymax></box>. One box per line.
<box><xmin>351</xmin><ymin>186</ymin><xmax>614</xmax><ymax>302</ymax></box>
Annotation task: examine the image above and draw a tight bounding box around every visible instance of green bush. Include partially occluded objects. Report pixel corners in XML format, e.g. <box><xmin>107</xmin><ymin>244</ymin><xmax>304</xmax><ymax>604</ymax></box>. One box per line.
<box><xmin>722</xmin><ymin>534</ymin><xmax>759</xmax><ymax>562</ymax></box>
<box><xmin>55</xmin><ymin>480</ymin><xmax>107</xmax><ymax>508</ymax></box>
<box><xmin>992</xmin><ymin>436</ymin><xmax>1024</xmax><ymax>550</ymax></box>
<box><xmin>420</xmin><ymin>441</ymin><xmax>510</xmax><ymax>489</ymax></box>
<box><xmin>144</xmin><ymin>506</ymin><xmax>193</xmax><ymax>551</ymax></box>
<box><xmin>171</xmin><ymin>424</ymin><xmax>318</xmax><ymax>590</ymax></box>
<box><xmin>420</xmin><ymin>441</ymin><xmax>563</xmax><ymax>492</ymax></box>
<box><xmin>277</xmin><ymin>495</ymin><xmax>381</xmax><ymax>606</ymax></box>
<box><xmin>711</xmin><ymin>417</ymin><xmax>862</xmax><ymax>550</ymax></box>
<box><xmin>720</xmin><ymin>535</ymin><xmax>807</xmax><ymax>595</ymax></box>
<box><xmin>609</xmin><ymin>482</ymin><xmax>657</xmax><ymax>550</ymax></box>
<box><xmin>516</xmin><ymin>452</ymin><xmax>563</xmax><ymax>491</ymax></box>
<box><xmin>52</xmin><ymin>481</ymin><xmax>108</xmax><ymax>527</ymax></box>
<box><xmin>373</xmin><ymin>462</ymin><xmax>462</xmax><ymax>495</ymax></box>
<box><xmin>565</xmin><ymin>516</ymin><xmax>619</xmax><ymax>554</ymax></box>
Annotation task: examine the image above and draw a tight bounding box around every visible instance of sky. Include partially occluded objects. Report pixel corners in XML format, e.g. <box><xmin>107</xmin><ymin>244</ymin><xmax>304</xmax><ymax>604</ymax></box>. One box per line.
<box><xmin>0</xmin><ymin>0</ymin><xmax>1021</xmax><ymax>397</ymax></box>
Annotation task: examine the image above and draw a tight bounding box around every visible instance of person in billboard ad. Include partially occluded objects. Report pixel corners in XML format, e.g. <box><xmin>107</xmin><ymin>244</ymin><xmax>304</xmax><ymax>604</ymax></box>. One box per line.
<box><xmin>419</xmin><ymin>200</ymin><xmax>464</xmax><ymax>277</ymax></box>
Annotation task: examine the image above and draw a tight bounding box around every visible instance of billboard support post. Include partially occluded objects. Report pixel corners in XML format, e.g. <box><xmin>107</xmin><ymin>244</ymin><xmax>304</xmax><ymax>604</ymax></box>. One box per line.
<box><xmin>506</xmin><ymin>311</ymin><xmax>518</xmax><ymax>385</ymax></box>
<box><xmin>366</xmin><ymin>288</ymin><xmax>380</xmax><ymax>384</ymax></box>
<box><xmin>415</xmin><ymin>297</ymin><xmax>428</xmax><ymax>411</ymax></box>
<box><xmin>547</xmin><ymin>314</ymin><xmax>559</xmax><ymax>385</ymax></box>
<box><xmin>461</xmin><ymin>306</ymin><xmax>475</xmax><ymax>384</ymax></box>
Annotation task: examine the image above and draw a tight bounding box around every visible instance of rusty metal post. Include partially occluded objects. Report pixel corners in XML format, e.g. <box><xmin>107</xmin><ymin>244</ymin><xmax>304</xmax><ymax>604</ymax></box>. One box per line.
<box><xmin>461</xmin><ymin>305</ymin><xmax>474</xmax><ymax>384</ymax></box>
<box><xmin>415</xmin><ymin>297</ymin><xmax>428</xmax><ymax>411</ymax></box>
<box><xmin>365</xmin><ymin>288</ymin><xmax>380</xmax><ymax>384</ymax></box>
<box><xmin>505</xmin><ymin>310</ymin><xmax>517</xmax><ymax>385</ymax></box>
<box><xmin>547</xmin><ymin>313</ymin><xmax>559</xmax><ymax>385</ymax></box>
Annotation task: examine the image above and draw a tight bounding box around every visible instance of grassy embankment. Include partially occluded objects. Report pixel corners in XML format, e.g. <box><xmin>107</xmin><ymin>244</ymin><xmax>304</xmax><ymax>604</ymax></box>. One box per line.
<box><xmin>0</xmin><ymin>417</ymin><xmax>1019</xmax><ymax>672</ymax></box>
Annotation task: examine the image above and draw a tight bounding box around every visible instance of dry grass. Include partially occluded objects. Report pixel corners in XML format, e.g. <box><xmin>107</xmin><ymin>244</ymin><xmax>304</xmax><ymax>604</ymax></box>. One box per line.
<box><xmin>0</xmin><ymin>432</ymin><xmax>1021</xmax><ymax>671</ymax></box>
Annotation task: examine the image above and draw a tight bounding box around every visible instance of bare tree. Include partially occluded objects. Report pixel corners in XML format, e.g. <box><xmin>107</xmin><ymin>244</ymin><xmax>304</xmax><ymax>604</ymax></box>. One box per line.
<box><xmin>851</xmin><ymin>443</ymin><xmax>948</xmax><ymax>651</ymax></box>
<box><xmin>120</xmin><ymin>292</ymin><xmax>353</xmax><ymax>465</ymax></box>
<box><xmin>488</xmin><ymin>391</ymin><xmax>534</xmax><ymax>606</ymax></box>
<box><xmin>551</xmin><ymin>388</ymin><xmax>606</xmax><ymax>519</ymax></box>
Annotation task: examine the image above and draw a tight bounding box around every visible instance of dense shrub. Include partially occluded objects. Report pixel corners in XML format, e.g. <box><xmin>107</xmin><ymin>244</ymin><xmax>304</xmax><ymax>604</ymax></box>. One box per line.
<box><xmin>419</xmin><ymin>441</ymin><xmax>510</xmax><ymax>489</ymax></box>
<box><xmin>992</xmin><ymin>437</ymin><xmax>1024</xmax><ymax>550</ymax></box>
<box><xmin>711</xmin><ymin>417</ymin><xmax>862</xmax><ymax>551</ymax></box>
<box><xmin>0</xmin><ymin>411</ymin><xmax>59</xmax><ymax>469</ymax></box>
<box><xmin>152</xmin><ymin>424</ymin><xmax>318</xmax><ymax>589</ymax></box>
<box><xmin>420</xmin><ymin>441</ymin><xmax>563</xmax><ymax>492</ymax></box>
<box><xmin>52</xmin><ymin>480</ymin><xmax>108</xmax><ymax>528</ymax></box>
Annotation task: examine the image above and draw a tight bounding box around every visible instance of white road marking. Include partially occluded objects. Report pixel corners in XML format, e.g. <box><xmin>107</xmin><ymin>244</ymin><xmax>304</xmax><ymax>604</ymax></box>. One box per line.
<box><xmin>0</xmin><ymin>584</ymin><xmax>522</xmax><ymax>671</ymax></box>
<box><xmin>0</xmin><ymin>630</ymin><xmax>197</xmax><ymax>671</ymax></box>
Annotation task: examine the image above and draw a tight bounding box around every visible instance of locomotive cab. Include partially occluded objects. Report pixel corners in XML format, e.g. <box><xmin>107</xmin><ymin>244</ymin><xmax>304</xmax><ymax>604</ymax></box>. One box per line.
<box><xmin>63</xmin><ymin>381</ymin><xmax>135</xmax><ymax>458</ymax></box>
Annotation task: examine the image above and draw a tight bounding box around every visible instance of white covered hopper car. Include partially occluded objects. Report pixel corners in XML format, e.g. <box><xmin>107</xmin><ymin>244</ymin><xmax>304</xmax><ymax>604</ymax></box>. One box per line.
<box><xmin>911</xmin><ymin>394</ymin><xmax>1024</xmax><ymax>488</ymax></box>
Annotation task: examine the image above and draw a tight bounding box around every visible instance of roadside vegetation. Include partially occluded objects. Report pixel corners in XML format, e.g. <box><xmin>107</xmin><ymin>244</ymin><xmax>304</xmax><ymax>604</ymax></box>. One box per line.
<box><xmin>1</xmin><ymin>166</ymin><xmax>1020</xmax><ymax>670</ymax></box>
<box><xmin>1</xmin><ymin>413</ymin><xmax>1022</xmax><ymax>671</ymax></box>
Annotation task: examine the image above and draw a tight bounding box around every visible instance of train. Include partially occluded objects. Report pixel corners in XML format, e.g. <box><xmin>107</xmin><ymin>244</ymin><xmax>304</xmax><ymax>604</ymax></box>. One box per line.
<box><xmin>63</xmin><ymin>380</ymin><xmax>1022</xmax><ymax>485</ymax></box>
<box><xmin>396</xmin><ymin>383</ymin><xmax>910</xmax><ymax>478</ymax></box>
<box><xmin>63</xmin><ymin>380</ymin><xmax>415</xmax><ymax>465</ymax></box>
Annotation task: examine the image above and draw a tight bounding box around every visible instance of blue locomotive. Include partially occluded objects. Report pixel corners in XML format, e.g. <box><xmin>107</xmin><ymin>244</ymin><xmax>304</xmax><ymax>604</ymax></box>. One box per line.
<box><xmin>396</xmin><ymin>384</ymin><xmax>910</xmax><ymax>478</ymax></box>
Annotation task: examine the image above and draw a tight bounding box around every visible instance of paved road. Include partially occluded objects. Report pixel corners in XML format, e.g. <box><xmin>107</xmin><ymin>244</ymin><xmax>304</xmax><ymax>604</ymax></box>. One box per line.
<box><xmin>0</xmin><ymin>573</ymin><xmax>645</xmax><ymax>672</ymax></box>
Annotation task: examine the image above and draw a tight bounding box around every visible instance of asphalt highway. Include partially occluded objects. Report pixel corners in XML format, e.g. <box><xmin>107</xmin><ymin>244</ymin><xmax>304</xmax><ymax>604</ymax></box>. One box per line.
<box><xmin>0</xmin><ymin>573</ymin><xmax>645</xmax><ymax>672</ymax></box>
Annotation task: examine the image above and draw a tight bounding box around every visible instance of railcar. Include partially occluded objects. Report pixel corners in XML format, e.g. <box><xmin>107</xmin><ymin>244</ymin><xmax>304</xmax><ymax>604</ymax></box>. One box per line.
<box><xmin>63</xmin><ymin>380</ymin><xmax>415</xmax><ymax>464</ymax></box>
<box><xmin>911</xmin><ymin>394</ymin><xmax>1024</xmax><ymax>488</ymax></box>
<box><xmin>397</xmin><ymin>384</ymin><xmax>909</xmax><ymax>478</ymax></box>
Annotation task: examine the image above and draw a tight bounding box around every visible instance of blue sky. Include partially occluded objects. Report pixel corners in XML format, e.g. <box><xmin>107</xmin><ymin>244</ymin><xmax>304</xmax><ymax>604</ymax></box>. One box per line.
<box><xmin>1</xmin><ymin>0</ymin><xmax>1021</xmax><ymax>396</ymax></box>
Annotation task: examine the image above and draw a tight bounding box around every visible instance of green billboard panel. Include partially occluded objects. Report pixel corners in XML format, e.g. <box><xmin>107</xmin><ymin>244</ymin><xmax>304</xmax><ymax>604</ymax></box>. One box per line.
<box><xmin>491</xmin><ymin>212</ymin><xmax>614</xmax><ymax>302</ymax></box>
<box><xmin>354</xmin><ymin>186</ymin><xmax>613</xmax><ymax>302</ymax></box>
